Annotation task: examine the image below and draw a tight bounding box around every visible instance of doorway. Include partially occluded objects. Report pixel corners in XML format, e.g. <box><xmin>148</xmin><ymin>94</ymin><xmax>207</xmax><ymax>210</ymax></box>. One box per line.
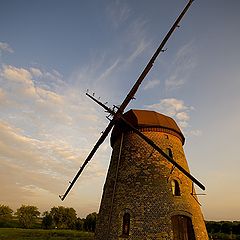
<box><xmin>171</xmin><ymin>215</ymin><xmax>196</xmax><ymax>240</ymax></box>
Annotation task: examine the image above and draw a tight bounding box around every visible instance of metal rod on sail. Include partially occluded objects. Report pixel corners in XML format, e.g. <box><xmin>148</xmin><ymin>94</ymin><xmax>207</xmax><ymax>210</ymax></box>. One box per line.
<box><xmin>60</xmin><ymin>0</ymin><xmax>195</xmax><ymax>201</ymax></box>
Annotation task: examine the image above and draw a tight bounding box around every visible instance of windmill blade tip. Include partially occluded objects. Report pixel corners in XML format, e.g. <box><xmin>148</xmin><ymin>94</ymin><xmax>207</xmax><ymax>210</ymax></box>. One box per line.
<box><xmin>59</xmin><ymin>195</ymin><xmax>64</xmax><ymax>201</ymax></box>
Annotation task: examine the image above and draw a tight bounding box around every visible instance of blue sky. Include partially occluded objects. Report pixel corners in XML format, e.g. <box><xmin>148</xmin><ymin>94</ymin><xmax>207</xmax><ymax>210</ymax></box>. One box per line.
<box><xmin>0</xmin><ymin>0</ymin><xmax>240</xmax><ymax>220</ymax></box>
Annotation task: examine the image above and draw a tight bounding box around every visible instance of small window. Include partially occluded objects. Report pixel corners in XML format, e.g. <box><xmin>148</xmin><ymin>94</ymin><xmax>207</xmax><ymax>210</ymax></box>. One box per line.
<box><xmin>166</xmin><ymin>148</ymin><xmax>173</xmax><ymax>158</ymax></box>
<box><xmin>164</xmin><ymin>134</ymin><xmax>169</xmax><ymax>139</ymax></box>
<box><xmin>122</xmin><ymin>212</ymin><xmax>130</xmax><ymax>236</ymax></box>
<box><xmin>171</xmin><ymin>180</ymin><xmax>181</xmax><ymax>196</ymax></box>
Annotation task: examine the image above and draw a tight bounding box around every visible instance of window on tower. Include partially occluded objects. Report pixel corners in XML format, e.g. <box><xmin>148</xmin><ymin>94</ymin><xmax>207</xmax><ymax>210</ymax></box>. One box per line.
<box><xmin>171</xmin><ymin>179</ymin><xmax>181</xmax><ymax>196</ymax></box>
<box><xmin>164</xmin><ymin>134</ymin><xmax>169</xmax><ymax>139</ymax></box>
<box><xmin>166</xmin><ymin>148</ymin><xmax>173</xmax><ymax>158</ymax></box>
<box><xmin>122</xmin><ymin>212</ymin><xmax>130</xmax><ymax>236</ymax></box>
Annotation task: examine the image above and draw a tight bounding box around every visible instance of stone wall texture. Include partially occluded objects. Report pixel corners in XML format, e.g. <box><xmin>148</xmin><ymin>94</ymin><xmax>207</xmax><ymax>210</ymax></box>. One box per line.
<box><xmin>94</xmin><ymin>128</ymin><xmax>208</xmax><ymax>240</ymax></box>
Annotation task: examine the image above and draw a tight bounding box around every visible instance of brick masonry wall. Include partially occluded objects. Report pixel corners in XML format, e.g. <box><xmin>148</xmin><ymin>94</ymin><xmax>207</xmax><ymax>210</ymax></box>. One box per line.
<box><xmin>95</xmin><ymin>129</ymin><xmax>208</xmax><ymax>240</ymax></box>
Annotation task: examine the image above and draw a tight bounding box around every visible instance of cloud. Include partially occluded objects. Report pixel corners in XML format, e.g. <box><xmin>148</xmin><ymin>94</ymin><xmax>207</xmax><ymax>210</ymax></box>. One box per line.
<box><xmin>146</xmin><ymin>98</ymin><xmax>193</xmax><ymax>129</ymax></box>
<box><xmin>0</xmin><ymin>63</ymin><xmax>110</xmax><ymax>201</ymax></box>
<box><xmin>143</xmin><ymin>78</ymin><xmax>161</xmax><ymax>90</ymax></box>
<box><xmin>0</xmin><ymin>41</ymin><xmax>13</xmax><ymax>53</ymax></box>
<box><xmin>106</xmin><ymin>1</ymin><xmax>131</xmax><ymax>28</ymax></box>
<box><xmin>165</xmin><ymin>41</ymin><xmax>197</xmax><ymax>90</ymax></box>
<box><xmin>0</xmin><ymin>115</ymin><xmax>107</xmax><ymax>205</ymax></box>
<box><xmin>30</xmin><ymin>67</ymin><xmax>43</xmax><ymax>78</ymax></box>
<box><xmin>1</xmin><ymin>65</ymin><xmax>67</xmax><ymax>115</ymax></box>
<box><xmin>98</xmin><ymin>59</ymin><xmax>120</xmax><ymax>82</ymax></box>
<box><xmin>0</xmin><ymin>88</ymin><xmax>5</xmax><ymax>101</ymax></box>
<box><xmin>36</xmin><ymin>87</ymin><xmax>64</xmax><ymax>105</ymax></box>
<box><xmin>0</xmin><ymin>12</ymin><xmax>153</xmax><ymax>211</ymax></box>
<box><xmin>176</xmin><ymin>111</ymin><xmax>189</xmax><ymax>122</ymax></box>
<box><xmin>189</xmin><ymin>129</ymin><xmax>202</xmax><ymax>136</ymax></box>
<box><xmin>127</xmin><ymin>38</ymin><xmax>150</xmax><ymax>63</ymax></box>
<box><xmin>0</xmin><ymin>65</ymin><xmax>37</xmax><ymax>99</ymax></box>
<box><xmin>0</xmin><ymin>65</ymin><xmax>70</xmax><ymax>122</ymax></box>
<box><xmin>1</xmin><ymin>65</ymin><xmax>32</xmax><ymax>85</ymax></box>
<box><xmin>68</xmin><ymin>7</ymin><xmax>151</xmax><ymax>105</ymax></box>
<box><xmin>125</xmin><ymin>19</ymin><xmax>151</xmax><ymax>64</ymax></box>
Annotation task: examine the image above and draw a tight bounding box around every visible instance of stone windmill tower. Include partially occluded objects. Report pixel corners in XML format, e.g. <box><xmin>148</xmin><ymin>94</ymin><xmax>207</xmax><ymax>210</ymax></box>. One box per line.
<box><xmin>94</xmin><ymin>109</ymin><xmax>208</xmax><ymax>239</ymax></box>
<box><xmin>60</xmin><ymin>1</ymin><xmax>208</xmax><ymax>239</ymax></box>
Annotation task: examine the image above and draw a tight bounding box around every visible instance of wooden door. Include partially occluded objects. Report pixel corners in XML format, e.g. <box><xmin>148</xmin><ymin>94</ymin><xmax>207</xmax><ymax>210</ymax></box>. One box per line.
<box><xmin>171</xmin><ymin>215</ymin><xmax>196</xmax><ymax>240</ymax></box>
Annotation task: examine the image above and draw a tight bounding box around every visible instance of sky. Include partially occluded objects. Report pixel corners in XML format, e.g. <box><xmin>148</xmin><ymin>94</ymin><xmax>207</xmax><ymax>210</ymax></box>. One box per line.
<box><xmin>0</xmin><ymin>0</ymin><xmax>240</xmax><ymax>221</ymax></box>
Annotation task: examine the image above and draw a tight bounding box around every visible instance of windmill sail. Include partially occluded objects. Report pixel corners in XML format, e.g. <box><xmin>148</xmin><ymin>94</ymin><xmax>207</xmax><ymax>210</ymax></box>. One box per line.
<box><xmin>60</xmin><ymin>0</ymin><xmax>198</xmax><ymax>201</ymax></box>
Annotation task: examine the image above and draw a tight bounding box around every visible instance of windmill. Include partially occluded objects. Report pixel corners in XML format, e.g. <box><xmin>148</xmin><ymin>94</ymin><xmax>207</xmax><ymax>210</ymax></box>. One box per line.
<box><xmin>60</xmin><ymin>0</ymin><xmax>208</xmax><ymax>239</ymax></box>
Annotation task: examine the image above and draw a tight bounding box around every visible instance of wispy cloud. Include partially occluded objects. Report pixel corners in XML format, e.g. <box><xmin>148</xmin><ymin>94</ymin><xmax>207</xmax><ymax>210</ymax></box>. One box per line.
<box><xmin>69</xmin><ymin>53</ymin><xmax>122</xmax><ymax>104</ymax></box>
<box><xmin>125</xmin><ymin>19</ymin><xmax>151</xmax><ymax>64</ymax></box>
<box><xmin>189</xmin><ymin>129</ymin><xmax>202</xmax><ymax>136</ymax></box>
<box><xmin>70</xmin><ymin>5</ymin><xmax>151</xmax><ymax>104</ymax></box>
<box><xmin>30</xmin><ymin>67</ymin><xmax>43</xmax><ymax>78</ymax></box>
<box><xmin>2</xmin><ymin>65</ymin><xmax>32</xmax><ymax>84</ymax></box>
<box><xmin>127</xmin><ymin>38</ymin><xmax>150</xmax><ymax>64</ymax></box>
<box><xmin>98</xmin><ymin>59</ymin><xmax>120</xmax><ymax>82</ymax></box>
<box><xmin>0</xmin><ymin>41</ymin><xmax>14</xmax><ymax>53</ymax></box>
<box><xmin>106</xmin><ymin>0</ymin><xmax>131</xmax><ymax>28</ymax></box>
<box><xmin>0</xmin><ymin>6</ymin><xmax>153</xmax><ymax>210</ymax></box>
<box><xmin>146</xmin><ymin>98</ymin><xmax>203</xmax><ymax>137</ymax></box>
<box><xmin>1</xmin><ymin>65</ymin><xmax>37</xmax><ymax>99</ymax></box>
<box><xmin>0</xmin><ymin>88</ymin><xmax>6</xmax><ymax>102</ymax></box>
<box><xmin>165</xmin><ymin>41</ymin><xmax>197</xmax><ymax>90</ymax></box>
<box><xmin>146</xmin><ymin>98</ymin><xmax>193</xmax><ymax>129</ymax></box>
<box><xmin>143</xmin><ymin>78</ymin><xmax>161</xmax><ymax>90</ymax></box>
<box><xmin>0</xmin><ymin>62</ymin><xmax>110</xmax><ymax>209</ymax></box>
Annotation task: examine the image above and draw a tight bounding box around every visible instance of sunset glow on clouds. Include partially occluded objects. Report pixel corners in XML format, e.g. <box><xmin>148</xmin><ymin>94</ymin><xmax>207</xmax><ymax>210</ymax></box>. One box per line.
<box><xmin>1</xmin><ymin>0</ymin><xmax>240</xmax><ymax>220</ymax></box>
<box><xmin>0</xmin><ymin>60</ymin><xmax>109</xmax><ymax>215</ymax></box>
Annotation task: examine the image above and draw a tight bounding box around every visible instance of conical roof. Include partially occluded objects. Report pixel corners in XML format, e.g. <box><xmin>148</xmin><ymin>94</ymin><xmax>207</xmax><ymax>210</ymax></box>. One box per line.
<box><xmin>111</xmin><ymin>109</ymin><xmax>185</xmax><ymax>146</ymax></box>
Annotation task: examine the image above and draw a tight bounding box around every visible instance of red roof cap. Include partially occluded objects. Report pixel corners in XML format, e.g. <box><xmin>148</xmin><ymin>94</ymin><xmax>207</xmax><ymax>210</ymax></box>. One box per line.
<box><xmin>111</xmin><ymin>109</ymin><xmax>185</xmax><ymax>146</ymax></box>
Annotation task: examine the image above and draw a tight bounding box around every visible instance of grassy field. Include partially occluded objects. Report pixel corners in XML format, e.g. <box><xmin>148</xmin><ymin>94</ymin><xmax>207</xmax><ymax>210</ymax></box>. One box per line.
<box><xmin>0</xmin><ymin>228</ymin><xmax>94</xmax><ymax>240</ymax></box>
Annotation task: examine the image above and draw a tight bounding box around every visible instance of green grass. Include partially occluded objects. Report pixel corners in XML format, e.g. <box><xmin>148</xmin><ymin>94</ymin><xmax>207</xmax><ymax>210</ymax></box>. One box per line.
<box><xmin>0</xmin><ymin>228</ymin><xmax>94</xmax><ymax>240</ymax></box>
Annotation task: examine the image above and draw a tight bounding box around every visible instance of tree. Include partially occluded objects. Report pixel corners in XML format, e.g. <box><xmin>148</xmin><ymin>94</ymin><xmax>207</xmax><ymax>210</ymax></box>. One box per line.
<box><xmin>0</xmin><ymin>204</ymin><xmax>13</xmax><ymax>227</ymax></box>
<box><xmin>221</xmin><ymin>221</ymin><xmax>232</xmax><ymax>234</ymax></box>
<box><xmin>75</xmin><ymin>217</ymin><xmax>84</xmax><ymax>230</ymax></box>
<box><xmin>84</xmin><ymin>212</ymin><xmax>97</xmax><ymax>232</ymax></box>
<box><xmin>50</xmin><ymin>206</ymin><xmax>77</xmax><ymax>229</ymax></box>
<box><xmin>206</xmin><ymin>221</ymin><xmax>222</xmax><ymax>234</ymax></box>
<box><xmin>42</xmin><ymin>211</ymin><xmax>54</xmax><ymax>229</ymax></box>
<box><xmin>15</xmin><ymin>205</ymin><xmax>40</xmax><ymax>228</ymax></box>
<box><xmin>232</xmin><ymin>222</ymin><xmax>240</xmax><ymax>235</ymax></box>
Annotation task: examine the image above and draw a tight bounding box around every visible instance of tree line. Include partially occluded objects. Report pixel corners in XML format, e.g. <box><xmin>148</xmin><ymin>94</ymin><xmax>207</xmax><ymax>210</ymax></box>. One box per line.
<box><xmin>206</xmin><ymin>221</ymin><xmax>240</xmax><ymax>240</ymax></box>
<box><xmin>0</xmin><ymin>204</ymin><xmax>97</xmax><ymax>232</ymax></box>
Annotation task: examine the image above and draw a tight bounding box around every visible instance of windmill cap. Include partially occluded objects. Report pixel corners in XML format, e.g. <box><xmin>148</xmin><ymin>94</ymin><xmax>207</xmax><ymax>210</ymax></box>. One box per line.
<box><xmin>111</xmin><ymin>109</ymin><xmax>185</xmax><ymax>147</ymax></box>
